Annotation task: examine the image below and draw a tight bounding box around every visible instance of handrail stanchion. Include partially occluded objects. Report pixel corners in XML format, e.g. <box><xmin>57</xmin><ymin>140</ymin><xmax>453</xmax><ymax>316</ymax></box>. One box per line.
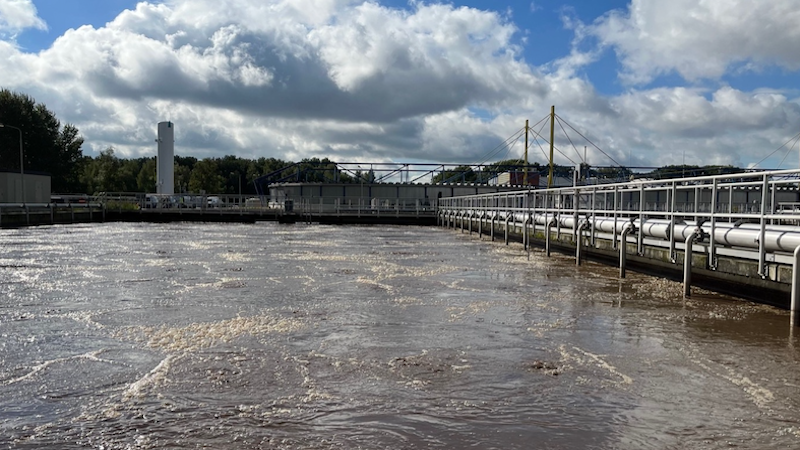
<box><xmin>791</xmin><ymin>245</ymin><xmax>800</xmax><ymax>314</ymax></box>
<box><xmin>684</xmin><ymin>228</ymin><xmax>702</xmax><ymax>297</ymax></box>
<box><xmin>576</xmin><ymin>219</ymin><xmax>589</xmax><ymax>266</ymax></box>
<box><xmin>523</xmin><ymin>195</ymin><xmax>529</xmax><ymax>251</ymax></box>
<box><xmin>545</xmin><ymin>216</ymin><xmax>555</xmax><ymax>257</ymax></box>
<box><xmin>638</xmin><ymin>183</ymin><xmax>645</xmax><ymax>255</ymax></box>
<box><xmin>669</xmin><ymin>181</ymin><xmax>677</xmax><ymax>263</ymax></box>
<box><xmin>709</xmin><ymin>178</ymin><xmax>718</xmax><ymax>270</ymax></box>
<box><xmin>612</xmin><ymin>185</ymin><xmax>619</xmax><ymax>250</ymax></box>
<box><xmin>505</xmin><ymin>214</ymin><xmax>511</xmax><ymax>245</ymax></box>
<box><xmin>619</xmin><ymin>222</ymin><xmax>634</xmax><ymax>278</ymax></box>
<box><xmin>758</xmin><ymin>174</ymin><xmax>769</xmax><ymax>278</ymax></box>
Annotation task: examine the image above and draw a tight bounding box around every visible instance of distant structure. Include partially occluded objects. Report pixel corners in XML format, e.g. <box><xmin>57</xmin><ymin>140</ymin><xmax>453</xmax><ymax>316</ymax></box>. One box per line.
<box><xmin>156</xmin><ymin>121</ymin><xmax>174</xmax><ymax>195</ymax></box>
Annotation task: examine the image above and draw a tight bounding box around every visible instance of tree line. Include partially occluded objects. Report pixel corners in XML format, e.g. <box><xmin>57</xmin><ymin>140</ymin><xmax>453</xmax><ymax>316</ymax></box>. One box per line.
<box><xmin>1</xmin><ymin>89</ymin><xmax>747</xmax><ymax>197</ymax></box>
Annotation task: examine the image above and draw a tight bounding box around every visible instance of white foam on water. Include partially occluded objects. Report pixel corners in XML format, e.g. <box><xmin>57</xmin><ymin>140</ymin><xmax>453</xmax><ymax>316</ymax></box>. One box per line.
<box><xmin>122</xmin><ymin>354</ymin><xmax>177</xmax><ymax>402</ymax></box>
<box><xmin>218</xmin><ymin>252</ymin><xmax>252</xmax><ymax>263</ymax></box>
<box><xmin>682</xmin><ymin>344</ymin><xmax>774</xmax><ymax>410</ymax></box>
<box><xmin>560</xmin><ymin>345</ymin><xmax>634</xmax><ymax>385</ymax></box>
<box><xmin>118</xmin><ymin>314</ymin><xmax>305</xmax><ymax>352</ymax></box>
<box><xmin>1</xmin><ymin>350</ymin><xmax>116</xmax><ymax>386</ymax></box>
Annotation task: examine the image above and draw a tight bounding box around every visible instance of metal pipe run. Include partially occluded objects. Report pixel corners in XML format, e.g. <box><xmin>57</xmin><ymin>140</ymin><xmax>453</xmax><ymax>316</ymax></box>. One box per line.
<box><xmin>473</xmin><ymin>211</ymin><xmax>800</xmax><ymax>255</ymax></box>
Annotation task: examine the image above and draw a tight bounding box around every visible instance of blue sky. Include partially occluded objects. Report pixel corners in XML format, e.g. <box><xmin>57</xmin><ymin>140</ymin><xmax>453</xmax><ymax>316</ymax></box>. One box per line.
<box><xmin>1</xmin><ymin>0</ymin><xmax>799</xmax><ymax>169</ymax></box>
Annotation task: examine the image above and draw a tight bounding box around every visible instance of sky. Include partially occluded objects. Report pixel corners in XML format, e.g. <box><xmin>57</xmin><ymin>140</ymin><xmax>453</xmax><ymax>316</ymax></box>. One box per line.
<box><xmin>1</xmin><ymin>0</ymin><xmax>800</xmax><ymax>170</ymax></box>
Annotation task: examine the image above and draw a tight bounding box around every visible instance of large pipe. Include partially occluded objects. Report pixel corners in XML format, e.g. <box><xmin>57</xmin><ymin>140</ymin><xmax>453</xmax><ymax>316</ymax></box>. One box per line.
<box><xmin>443</xmin><ymin>208</ymin><xmax>800</xmax><ymax>256</ymax></box>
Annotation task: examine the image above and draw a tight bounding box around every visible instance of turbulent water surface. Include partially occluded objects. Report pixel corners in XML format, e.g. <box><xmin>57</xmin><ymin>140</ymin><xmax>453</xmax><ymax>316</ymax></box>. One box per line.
<box><xmin>1</xmin><ymin>222</ymin><xmax>799</xmax><ymax>449</ymax></box>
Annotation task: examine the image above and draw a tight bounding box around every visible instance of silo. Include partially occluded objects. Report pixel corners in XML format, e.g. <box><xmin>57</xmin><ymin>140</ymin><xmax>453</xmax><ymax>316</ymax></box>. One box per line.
<box><xmin>156</xmin><ymin>121</ymin><xmax>174</xmax><ymax>194</ymax></box>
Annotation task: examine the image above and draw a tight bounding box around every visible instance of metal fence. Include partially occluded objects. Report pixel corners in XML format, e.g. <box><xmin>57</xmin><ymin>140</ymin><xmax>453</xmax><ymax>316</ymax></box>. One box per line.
<box><xmin>437</xmin><ymin>169</ymin><xmax>800</xmax><ymax>279</ymax></box>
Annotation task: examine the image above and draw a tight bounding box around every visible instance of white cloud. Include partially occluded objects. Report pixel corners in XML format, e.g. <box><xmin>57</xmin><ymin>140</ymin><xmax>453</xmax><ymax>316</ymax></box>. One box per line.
<box><xmin>587</xmin><ymin>0</ymin><xmax>800</xmax><ymax>84</ymax></box>
<box><xmin>0</xmin><ymin>0</ymin><xmax>46</xmax><ymax>37</ymax></box>
<box><xmin>0</xmin><ymin>0</ymin><xmax>798</xmax><ymax>171</ymax></box>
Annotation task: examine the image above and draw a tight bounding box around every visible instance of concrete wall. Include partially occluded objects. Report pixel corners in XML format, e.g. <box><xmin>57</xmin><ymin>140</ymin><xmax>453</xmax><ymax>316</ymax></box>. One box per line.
<box><xmin>156</xmin><ymin>121</ymin><xmax>174</xmax><ymax>195</ymax></box>
<box><xmin>0</xmin><ymin>172</ymin><xmax>51</xmax><ymax>203</ymax></box>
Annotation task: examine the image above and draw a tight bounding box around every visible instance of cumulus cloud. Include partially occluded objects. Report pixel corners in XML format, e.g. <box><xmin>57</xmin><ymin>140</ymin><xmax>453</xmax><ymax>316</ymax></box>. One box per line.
<box><xmin>0</xmin><ymin>0</ymin><xmax>46</xmax><ymax>37</ymax></box>
<box><xmin>587</xmin><ymin>0</ymin><xmax>800</xmax><ymax>84</ymax></box>
<box><xmin>0</xmin><ymin>0</ymin><xmax>798</xmax><ymax>171</ymax></box>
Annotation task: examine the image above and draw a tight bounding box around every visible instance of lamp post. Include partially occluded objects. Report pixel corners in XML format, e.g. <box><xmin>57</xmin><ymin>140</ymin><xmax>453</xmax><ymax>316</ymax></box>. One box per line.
<box><xmin>0</xmin><ymin>123</ymin><xmax>24</xmax><ymax>204</ymax></box>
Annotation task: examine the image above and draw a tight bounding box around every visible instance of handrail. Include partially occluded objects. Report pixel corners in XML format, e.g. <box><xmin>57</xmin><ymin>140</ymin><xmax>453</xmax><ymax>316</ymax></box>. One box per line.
<box><xmin>436</xmin><ymin>168</ymin><xmax>800</xmax><ymax>307</ymax></box>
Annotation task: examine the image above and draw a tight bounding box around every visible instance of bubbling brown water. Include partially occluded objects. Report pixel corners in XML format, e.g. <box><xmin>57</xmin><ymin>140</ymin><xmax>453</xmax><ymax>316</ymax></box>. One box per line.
<box><xmin>1</xmin><ymin>222</ymin><xmax>799</xmax><ymax>449</ymax></box>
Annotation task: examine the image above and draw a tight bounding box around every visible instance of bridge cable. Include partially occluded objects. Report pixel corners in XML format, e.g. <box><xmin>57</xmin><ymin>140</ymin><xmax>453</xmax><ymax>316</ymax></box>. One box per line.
<box><xmin>776</xmin><ymin>133</ymin><xmax>800</xmax><ymax>169</ymax></box>
<box><xmin>555</xmin><ymin>116</ymin><xmax>583</xmax><ymax>163</ymax></box>
<box><xmin>528</xmin><ymin>126</ymin><xmax>579</xmax><ymax>166</ymax></box>
<box><xmin>750</xmin><ymin>131</ymin><xmax>800</xmax><ymax>169</ymax></box>
<box><xmin>555</xmin><ymin>113</ymin><xmax>623</xmax><ymax>167</ymax></box>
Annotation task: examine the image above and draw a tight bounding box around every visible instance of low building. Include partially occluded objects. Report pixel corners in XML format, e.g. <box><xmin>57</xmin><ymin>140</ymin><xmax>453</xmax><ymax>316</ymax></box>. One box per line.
<box><xmin>0</xmin><ymin>171</ymin><xmax>51</xmax><ymax>203</ymax></box>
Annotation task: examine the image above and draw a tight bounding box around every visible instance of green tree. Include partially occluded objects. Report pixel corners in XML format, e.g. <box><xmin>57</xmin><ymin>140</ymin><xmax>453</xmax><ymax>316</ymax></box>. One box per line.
<box><xmin>0</xmin><ymin>89</ymin><xmax>84</xmax><ymax>192</ymax></box>
<box><xmin>137</xmin><ymin>157</ymin><xmax>156</xmax><ymax>192</ymax></box>
<box><xmin>432</xmin><ymin>165</ymin><xmax>477</xmax><ymax>184</ymax></box>
<box><xmin>117</xmin><ymin>158</ymin><xmax>141</xmax><ymax>192</ymax></box>
<box><xmin>189</xmin><ymin>158</ymin><xmax>224</xmax><ymax>193</ymax></box>
<box><xmin>80</xmin><ymin>147</ymin><xmax>122</xmax><ymax>194</ymax></box>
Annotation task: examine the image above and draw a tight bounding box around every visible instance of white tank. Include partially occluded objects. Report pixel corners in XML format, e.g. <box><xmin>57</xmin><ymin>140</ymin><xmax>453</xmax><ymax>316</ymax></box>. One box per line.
<box><xmin>156</xmin><ymin>121</ymin><xmax>174</xmax><ymax>194</ymax></box>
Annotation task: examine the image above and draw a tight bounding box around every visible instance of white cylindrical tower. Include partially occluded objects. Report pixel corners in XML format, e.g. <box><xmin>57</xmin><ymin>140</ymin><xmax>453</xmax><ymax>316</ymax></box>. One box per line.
<box><xmin>156</xmin><ymin>121</ymin><xmax>174</xmax><ymax>194</ymax></box>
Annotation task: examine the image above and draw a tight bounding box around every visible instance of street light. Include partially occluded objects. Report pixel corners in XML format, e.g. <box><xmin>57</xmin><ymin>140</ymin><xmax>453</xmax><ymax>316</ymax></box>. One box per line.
<box><xmin>0</xmin><ymin>123</ymin><xmax>24</xmax><ymax>205</ymax></box>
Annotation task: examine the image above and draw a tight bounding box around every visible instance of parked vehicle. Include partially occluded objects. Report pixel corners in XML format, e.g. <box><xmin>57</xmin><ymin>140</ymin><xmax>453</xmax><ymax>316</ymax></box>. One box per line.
<box><xmin>207</xmin><ymin>196</ymin><xmax>222</xmax><ymax>208</ymax></box>
<box><xmin>144</xmin><ymin>194</ymin><xmax>159</xmax><ymax>208</ymax></box>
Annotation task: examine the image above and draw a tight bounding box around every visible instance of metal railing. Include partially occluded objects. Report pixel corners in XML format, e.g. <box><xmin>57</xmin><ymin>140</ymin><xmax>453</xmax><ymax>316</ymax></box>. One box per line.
<box><xmin>437</xmin><ymin>169</ymin><xmax>800</xmax><ymax>279</ymax></box>
<box><xmin>294</xmin><ymin>196</ymin><xmax>437</xmax><ymax>218</ymax></box>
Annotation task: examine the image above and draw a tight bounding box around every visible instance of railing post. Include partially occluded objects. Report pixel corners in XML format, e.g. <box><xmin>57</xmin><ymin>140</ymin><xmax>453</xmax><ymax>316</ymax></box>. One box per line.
<box><xmin>612</xmin><ymin>186</ymin><xmax>618</xmax><ymax>250</ymax></box>
<box><xmin>523</xmin><ymin>195</ymin><xmax>529</xmax><ymax>251</ymax></box>
<box><xmin>669</xmin><ymin>182</ymin><xmax>677</xmax><ymax>263</ymax></box>
<box><xmin>576</xmin><ymin>220</ymin><xmax>589</xmax><ymax>266</ymax></box>
<box><xmin>638</xmin><ymin>183</ymin><xmax>645</xmax><ymax>255</ymax></box>
<box><xmin>758</xmin><ymin>174</ymin><xmax>769</xmax><ymax>278</ymax></box>
<box><xmin>546</xmin><ymin>217</ymin><xmax>555</xmax><ymax>257</ymax></box>
<box><xmin>792</xmin><ymin>246</ymin><xmax>800</xmax><ymax>312</ymax></box>
<box><xmin>505</xmin><ymin>214</ymin><xmax>510</xmax><ymax>245</ymax></box>
<box><xmin>490</xmin><ymin>204</ymin><xmax>495</xmax><ymax>241</ymax></box>
<box><xmin>709</xmin><ymin>179</ymin><xmax>718</xmax><ymax>270</ymax></box>
<box><xmin>684</xmin><ymin>228</ymin><xmax>701</xmax><ymax>297</ymax></box>
<box><xmin>619</xmin><ymin>223</ymin><xmax>634</xmax><ymax>278</ymax></box>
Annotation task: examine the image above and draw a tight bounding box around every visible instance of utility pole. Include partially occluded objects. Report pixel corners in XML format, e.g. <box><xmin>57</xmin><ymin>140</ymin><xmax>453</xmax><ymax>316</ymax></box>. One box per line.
<box><xmin>548</xmin><ymin>105</ymin><xmax>555</xmax><ymax>188</ymax></box>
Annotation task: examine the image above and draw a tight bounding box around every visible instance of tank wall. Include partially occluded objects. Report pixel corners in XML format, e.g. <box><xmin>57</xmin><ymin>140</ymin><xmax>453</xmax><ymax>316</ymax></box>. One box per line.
<box><xmin>157</xmin><ymin>121</ymin><xmax>174</xmax><ymax>195</ymax></box>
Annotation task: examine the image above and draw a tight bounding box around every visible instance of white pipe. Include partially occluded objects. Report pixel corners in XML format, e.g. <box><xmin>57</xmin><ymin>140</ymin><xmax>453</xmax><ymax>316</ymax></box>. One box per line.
<box><xmin>444</xmin><ymin>208</ymin><xmax>800</xmax><ymax>258</ymax></box>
